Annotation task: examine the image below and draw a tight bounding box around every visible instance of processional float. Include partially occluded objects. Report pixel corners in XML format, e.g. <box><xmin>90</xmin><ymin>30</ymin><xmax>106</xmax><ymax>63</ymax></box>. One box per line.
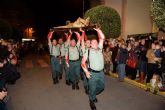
<box><xmin>49</xmin><ymin>17</ymin><xmax>98</xmax><ymax>32</ymax></box>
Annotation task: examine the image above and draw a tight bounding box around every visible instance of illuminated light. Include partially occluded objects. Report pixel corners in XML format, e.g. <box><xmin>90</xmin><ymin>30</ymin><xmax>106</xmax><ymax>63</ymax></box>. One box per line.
<box><xmin>22</xmin><ymin>38</ymin><xmax>35</xmax><ymax>42</ymax></box>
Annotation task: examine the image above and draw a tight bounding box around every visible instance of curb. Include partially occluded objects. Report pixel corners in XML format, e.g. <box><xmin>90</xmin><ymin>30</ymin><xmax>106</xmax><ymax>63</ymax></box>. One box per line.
<box><xmin>109</xmin><ymin>73</ymin><xmax>165</xmax><ymax>98</ymax></box>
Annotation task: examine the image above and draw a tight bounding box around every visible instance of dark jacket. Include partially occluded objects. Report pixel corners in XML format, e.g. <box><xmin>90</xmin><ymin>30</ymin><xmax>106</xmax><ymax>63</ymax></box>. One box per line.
<box><xmin>161</xmin><ymin>51</ymin><xmax>165</xmax><ymax>73</ymax></box>
<box><xmin>117</xmin><ymin>47</ymin><xmax>128</xmax><ymax>64</ymax></box>
<box><xmin>0</xmin><ymin>100</ymin><xmax>7</xmax><ymax>110</ymax></box>
<box><xmin>111</xmin><ymin>45</ymin><xmax>119</xmax><ymax>62</ymax></box>
<box><xmin>139</xmin><ymin>45</ymin><xmax>147</xmax><ymax>62</ymax></box>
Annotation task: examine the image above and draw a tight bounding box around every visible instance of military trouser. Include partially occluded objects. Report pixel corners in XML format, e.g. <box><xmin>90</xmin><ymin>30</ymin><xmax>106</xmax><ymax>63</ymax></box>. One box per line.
<box><xmin>80</xmin><ymin>57</ymin><xmax>84</xmax><ymax>80</ymax></box>
<box><xmin>88</xmin><ymin>70</ymin><xmax>105</xmax><ymax>101</ymax></box>
<box><xmin>59</xmin><ymin>57</ymin><xmax>65</xmax><ymax>78</ymax></box>
<box><xmin>69</xmin><ymin>60</ymin><xmax>80</xmax><ymax>83</ymax></box>
<box><xmin>82</xmin><ymin>71</ymin><xmax>88</xmax><ymax>88</ymax></box>
<box><xmin>50</xmin><ymin>56</ymin><xmax>60</xmax><ymax>80</ymax></box>
<box><xmin>65</xmin><ymin>63</ymin><xmax>70</xmax><ymax>81</ymax></box>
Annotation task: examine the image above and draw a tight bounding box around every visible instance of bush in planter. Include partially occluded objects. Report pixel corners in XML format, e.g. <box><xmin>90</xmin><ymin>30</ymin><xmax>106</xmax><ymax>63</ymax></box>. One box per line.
<box><xmin>84</xmin><ymin>5</ymin><xmax>121</xmax><ymax>39</ymax></box>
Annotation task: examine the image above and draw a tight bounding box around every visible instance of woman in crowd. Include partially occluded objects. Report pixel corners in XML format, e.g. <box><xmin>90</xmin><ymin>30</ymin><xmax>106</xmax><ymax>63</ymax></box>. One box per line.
<box><xmin>116</xmin><ymin>42</ymin><xmax>129</xmax><ymax>82</ymax></box>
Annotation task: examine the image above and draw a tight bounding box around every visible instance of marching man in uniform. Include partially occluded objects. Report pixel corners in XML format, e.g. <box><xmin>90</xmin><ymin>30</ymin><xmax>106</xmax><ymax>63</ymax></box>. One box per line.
<box><xmin>65</xmin><ymin>31</ymin><xmax>81</xmax><ymax>90</ymax></box>
<box><xmin>58</xmin><ymin>35</ymin><xmax>67</xmax><ymax>80</ymax></box>
<box><xmin>81</xmin><ymin>30</ymin><xmax>91</xmax><ymax>94</ymax></box>
<box><xmin>47</xmin><ymin>31</ymin><xmax>61</xmax><ymax>84</ymax></box>
<box><xmin>81</xmin><ymin>28</ymin><xmax>105</xmax><ymax>110</ymax></box>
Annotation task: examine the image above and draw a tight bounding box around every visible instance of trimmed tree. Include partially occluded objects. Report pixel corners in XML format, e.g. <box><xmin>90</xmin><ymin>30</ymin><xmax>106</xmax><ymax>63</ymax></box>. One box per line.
<box><xmin>151</xmin><ymin>0</ymin><xmax>165</xmax><ymax>31</ymax></box>
<box><xmin>84</xmin><ymin>5</ymin><xmax>121</xmax><ymax>38</ymax></box>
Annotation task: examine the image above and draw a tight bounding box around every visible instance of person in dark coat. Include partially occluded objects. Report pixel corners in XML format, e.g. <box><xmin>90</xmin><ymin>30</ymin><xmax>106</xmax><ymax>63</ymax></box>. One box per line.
<box><xmin>0</xmin><ymin>81</ymin><xmax>7</xmax><ymax>110</ymax></box>
<box><xmin>111</xmin><ymin>42</ymin><xmax>119</xmax><ymax>73</ymax></box>
<box><xmin>159</xmin><ymin>44</ymin><xmax>165</xmax><ymax>91</ymax></box>
<box><xmin>116</xmin><ymin>42</ymin><xmax>129</xmax><ymax>82</ymax></box>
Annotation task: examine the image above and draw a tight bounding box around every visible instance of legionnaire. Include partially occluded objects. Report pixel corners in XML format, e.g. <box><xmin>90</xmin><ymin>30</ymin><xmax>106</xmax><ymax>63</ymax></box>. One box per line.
<box><xmin>58</xmin><ymin>36</ymin><xmax>66</xmax><ymax>80</ymax></box>
<box><xmin>79</xmin><ymin>32</ymin><xmax>85</xmax><ymax>81</ymax></box>
<box><xmin>81</xmin><ymin>30</ymin><xmax>91</xmax><ymax>94</ymax></box>
<box><xmin>64</xmin><ymin>32</ymin><xmax>72</xmax><ymax>85</ymax></box>
<box><xmin>81</xmin><ymin>28</ymin><xmax>105</xmax><ymax>110</ymax></box>
<box><xmin>47</xmin><ymin>31</ymin><xmax>61</xmax><ymax>84</ymax></box>
<box><xmin>65</xmin><ymin>31</ymin><xmax>81</xmax><ymax>90</ymax></box>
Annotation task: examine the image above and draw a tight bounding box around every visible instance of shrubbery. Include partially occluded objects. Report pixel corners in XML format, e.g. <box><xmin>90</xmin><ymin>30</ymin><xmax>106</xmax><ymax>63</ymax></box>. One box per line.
<box><xmin>84</xmin><ymin>5</ymin><xmax>121</xmax><ymax>38</ymax></box>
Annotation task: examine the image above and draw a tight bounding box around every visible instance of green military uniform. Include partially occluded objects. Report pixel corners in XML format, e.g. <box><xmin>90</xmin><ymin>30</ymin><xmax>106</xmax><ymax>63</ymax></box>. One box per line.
<box><xmin>84</xmin><ymin>44</ymin><xmax>105</xmax><ymax>101</ymax></box>
<box><xmin>80</xmin><ymin>46</ymin><xmax>85</xmax><ymax>80</ymax></box>
<box><xmin>66</xmin><ymin>43</ymin><xmax>80</xmax><ymax>89</ymax></box>
<box><xmin>48</xmin><ymin>43</ymin><xmax>61</xmax><ymax>83</ymax></box>
<box><xmin>81</xmin><ymin>46</ymin><xmax>89</xmax><ymax>93</ymax></box>
<box><xmin>58</xmin><ymin>43</ymin><xmax>66</xmax><ymax>79</ymax></box>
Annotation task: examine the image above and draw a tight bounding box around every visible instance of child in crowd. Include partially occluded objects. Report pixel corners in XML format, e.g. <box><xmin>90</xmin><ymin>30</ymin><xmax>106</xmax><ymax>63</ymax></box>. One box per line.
<box><xmin>155</xmin><ymin>43</ymin><xmax>161</xmax><ymax>58</ymax></box>
<box><xmin>146</xmin><ymin>74</ymin><xmax>162</xmax><ymax>94</ymax></box>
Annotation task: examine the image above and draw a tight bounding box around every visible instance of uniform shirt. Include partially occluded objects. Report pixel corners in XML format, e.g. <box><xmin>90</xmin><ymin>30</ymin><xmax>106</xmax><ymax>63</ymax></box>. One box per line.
<box><xmin>81</xmin><ymin>46</ymin><xmax>89</xmax><ymax>56</ymax></box>
<box><xmin>66</xmin><ymin>44</ymin><xmax>80</xmax><ymax>61</ymax></box>
<box><xmin>58</xmin><ymin>43</ymin><xmax>66</xmax><ymax>57</ymax></box>
<box><xmin>84</xmin><ymin>44</ymin><xmax>104</xmax><ymax>71</ymax></box>
<box><xmin>80</xmin><ymin>46</ymin><xmax>86</xmax><ymax>57</ymax></box>
<box><xmin>48</xmin><ymin>43</ymin><xmax>60</xmax><ymax>57</ymax></box>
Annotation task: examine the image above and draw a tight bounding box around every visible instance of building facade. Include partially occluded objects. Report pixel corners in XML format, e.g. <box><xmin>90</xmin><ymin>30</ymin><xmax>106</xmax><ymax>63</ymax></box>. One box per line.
<box><xmin>89</xmin><ymin>0</ymin><xmax>154</xmax><ymax>39</ymax></box>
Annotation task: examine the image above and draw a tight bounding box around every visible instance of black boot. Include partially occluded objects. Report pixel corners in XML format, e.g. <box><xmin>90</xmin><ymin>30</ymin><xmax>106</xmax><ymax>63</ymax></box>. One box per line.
<box><xmin>56</xmin><ymin>77</ymin><xmax>59</xmax><ymax>83</ymax></box>
<box><xmin>84</xmin><ymin>86</ymin><xmax>89</xmax><ymax>94</ymax></box>
<box><xmin>76</xmin><ymin>82</ymin><xmax>79</xmax><ymax>90</ymax></box>
<box><xmin>66</xmin><ymin>80</ymin><xmax>71</xmax><ymax>86</ymax></box>
<box><xmin>80</xmin><ymin>73</ymin><xmax>84</xmax><ymax>80</ymax></box>
<box><xmin>89</xmin><ymin>100</ymin><xmax>97</xmax><ymax>110</ymax></box>
<box><xmin>56</xmin><ymin>79</ymin><xmax>59</xmax><ymax>83</ymax></box>
<box><xmin>53</xmin><ymin>78</ymin><xmax>57</xmax><ymax>84</ymax></box>
<box><xmin>72</xmin><ymin>83</ymin><xmax>75</xmax><ymax>90</ymax></box>
<box><xmin>59</xmin><ymin>74</ymin><xmax>62</xmax><ymax>80</ymax></box>
<box><xmin>93</xmin><ymin>98</ymin><xmax>98</xmax><ymax>103</ymax></box>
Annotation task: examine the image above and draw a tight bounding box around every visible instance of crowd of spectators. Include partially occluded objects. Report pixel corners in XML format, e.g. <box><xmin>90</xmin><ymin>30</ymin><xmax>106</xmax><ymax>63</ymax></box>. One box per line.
<box><xmin>0</xmin><ymin>39</ymin><xmax>22</xmax><ymax>110</ymax></box>
<box><xmin>102</xmin><ymin>36</ymin><xmax>165</xmax><ymax>93</ymax></box>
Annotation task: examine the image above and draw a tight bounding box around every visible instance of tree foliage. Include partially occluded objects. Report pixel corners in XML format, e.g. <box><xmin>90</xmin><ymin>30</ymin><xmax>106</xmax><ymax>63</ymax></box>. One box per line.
<box><xmin>84</xmin><ymin>5</ymin><xmax>121</xmax><ymax>38</ymax></box>
<box><xmin>151</xmin><ymin>0</ymin><xmax>165</xmax><ymax>30</ymax></box>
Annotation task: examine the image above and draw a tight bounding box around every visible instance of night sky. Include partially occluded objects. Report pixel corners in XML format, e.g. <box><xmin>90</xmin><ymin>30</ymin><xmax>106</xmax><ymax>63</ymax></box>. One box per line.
<box><xmin>0</xmin><ymin>0</ymin><xmax>84</xmax><ymax>38</ymax></box>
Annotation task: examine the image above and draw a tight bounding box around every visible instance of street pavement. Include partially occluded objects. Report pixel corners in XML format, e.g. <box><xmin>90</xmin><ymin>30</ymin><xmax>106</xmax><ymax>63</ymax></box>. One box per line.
<box><xmin>6</xmin><ymin>54</ymin><xmax>165</xmax><ymax>110</ymax></box>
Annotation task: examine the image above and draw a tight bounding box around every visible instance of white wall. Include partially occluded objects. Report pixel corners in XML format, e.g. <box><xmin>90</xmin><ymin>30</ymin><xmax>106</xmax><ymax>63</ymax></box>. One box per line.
<box><xmin>104</xmin><ymin>0</ymin><xmax>152</xmax><ymax>38</ymax></box>
<box><xmin>125</xmin><ymin>0</ymin><xmax>152</xmax><ymax>37</ymax></box>
<box><xmin>104</xmin><ymin>0</ymin><xmax>122</xmax><ymax>17</ymax></box>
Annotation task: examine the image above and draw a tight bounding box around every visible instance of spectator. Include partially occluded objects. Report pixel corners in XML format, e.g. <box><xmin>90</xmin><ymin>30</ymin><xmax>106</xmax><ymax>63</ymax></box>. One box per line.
<box><xmin>146</xmin><ymin>43</ymin><xmax>161</xmax><ymax>83</ymax></box>
<box><xmin>111</xmin><ymin>41</ymin><xmax>119</xmax><ymax>73</ymax></box>
<box><xmin>103</xmin><ymin>47</ymin><xmax>112</xmax><ymax>75</ymax></box>
<box><xmin>0</xmin><ymin>81</ymin><xmax>7</xmax><ymax>110</ymax></box>
<box><xmin>146</xmin><ymin>74</ymin><xmax>162</xmax><ymax>94</ymax></box>
<box><xmin>137</xmin><ymin>39</ymin><xmax>148</xmax><ymax>83</ymax></box>
<box><xmin>116</xmin><ymin>42</ymin><xmax>129</xmax><ymax>82</ymax></box>
<box><xmin>126</xmin><ymin>42</ymin><xmax>138</xmax><ymax>80</ymax></box>
<box><xmin>159</xmin><ymin>44</ymin><xmax>165</xmax><ymax>91</ymax></box>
